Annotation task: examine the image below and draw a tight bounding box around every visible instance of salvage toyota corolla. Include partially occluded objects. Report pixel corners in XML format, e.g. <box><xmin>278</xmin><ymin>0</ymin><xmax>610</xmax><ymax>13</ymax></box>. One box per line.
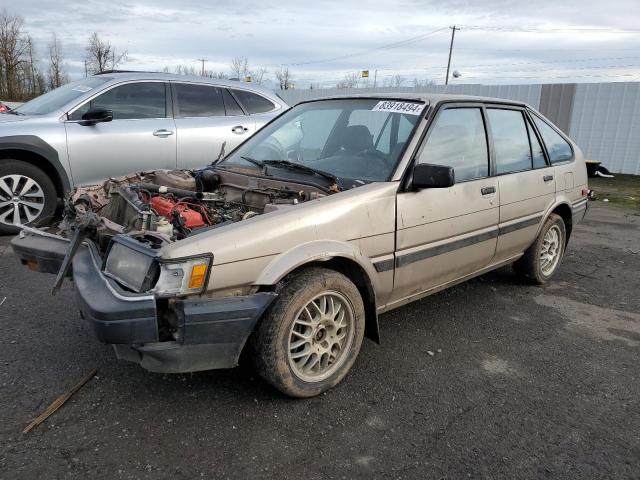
<box><xmin>11</xmin><ymin>94</ymin><xmax>588</xmax><ymax>397</ymax></box>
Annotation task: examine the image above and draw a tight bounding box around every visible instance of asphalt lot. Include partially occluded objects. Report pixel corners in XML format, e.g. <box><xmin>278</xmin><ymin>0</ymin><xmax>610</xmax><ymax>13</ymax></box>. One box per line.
<box><xmin>1</xmin><ymin>203</ymin><xmax>639</xmax><ymax>479</ymax></box>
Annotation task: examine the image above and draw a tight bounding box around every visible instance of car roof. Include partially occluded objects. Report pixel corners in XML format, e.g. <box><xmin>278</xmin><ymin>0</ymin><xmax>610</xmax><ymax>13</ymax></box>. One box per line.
<box><xmin>95</xmin><ymin>71</ymin><xmax>285</xmax><ymax>102</ymax></box>
<box><xmin>302</xmin><ymin>92</ymin><xmax>530</xmax><ymax>108</ymax></box>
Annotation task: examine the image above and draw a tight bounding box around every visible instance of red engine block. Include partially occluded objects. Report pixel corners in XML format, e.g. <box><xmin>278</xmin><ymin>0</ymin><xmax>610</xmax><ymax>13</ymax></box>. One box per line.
<box><xmin>150</xmin><ymin>196</ymin><xmax>205</xmax><ymax>229</ymax></box>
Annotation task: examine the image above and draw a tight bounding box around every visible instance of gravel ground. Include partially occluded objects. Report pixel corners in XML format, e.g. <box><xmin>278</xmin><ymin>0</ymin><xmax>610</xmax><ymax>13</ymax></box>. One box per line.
<box><xmin>1</xmin><ymin>203</ymin><xmax>639</xmax><ymax>479</ymax></box>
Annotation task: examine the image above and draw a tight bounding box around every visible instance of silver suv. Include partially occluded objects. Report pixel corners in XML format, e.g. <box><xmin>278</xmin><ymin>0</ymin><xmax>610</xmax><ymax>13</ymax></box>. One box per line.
<box><xmin>12</xmin><ymin>94</ymin><xmax>588</xmax><ymax>397</ymax></box>
<box><xmin>0</xmin><ymin>72</ymin><xmax>287</xmax><ymax>234</ymax></box>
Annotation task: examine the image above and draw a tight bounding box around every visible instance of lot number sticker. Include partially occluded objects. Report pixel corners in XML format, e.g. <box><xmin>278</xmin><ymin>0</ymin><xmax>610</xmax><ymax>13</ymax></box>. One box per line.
<box><xmin>372</xmin><ymin>101</ymin><xmax>425</xmax><ymax>115</ymax></box>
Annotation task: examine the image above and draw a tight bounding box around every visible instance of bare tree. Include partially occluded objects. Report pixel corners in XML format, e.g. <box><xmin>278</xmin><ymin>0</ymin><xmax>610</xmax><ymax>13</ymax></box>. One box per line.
<box><xmin>47</xmin><ymin>33</ymin><xmax>68</xmax><ymax>90</ymax></box>
<box><xmin>85</xmin><ymin>32</ymin><xmax>127</xmax><ymax>74</ymax></box>
<box><xmin>336</xmin><ymin>72</ymin><xmax>361</xmax><ymax>89</ymax></box>
<box><xmin>0</xmin><ymin>9</ymin><xmax>29</xmax><ymax>100</ymax></box>
<box><xmin>274</xmin><ymin>67</ymin><xmax>293</xmax><ymax>90</ymax></box>
<box><xmin>230</xmin><ymin>56</ymin><xmax>249</xmax><ymax>80</ymax></box>
<box><xmin>392</xmin><ymin>74</ymin><xmax>406</xmax><ymax>87</ymax></box>
<box><xmin>413</xmin><ymin>77</ymin><xmax>435</xmax><ymax>88</ymax></box>
<box><xmin>251</xmin><ymin>66</ymin><xmax>268</xmax><ymax>85</ymax></box>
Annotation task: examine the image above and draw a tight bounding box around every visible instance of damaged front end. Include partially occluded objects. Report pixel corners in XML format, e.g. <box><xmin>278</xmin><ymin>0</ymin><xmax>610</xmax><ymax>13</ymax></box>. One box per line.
<box><xmin>11</xmin><ymin>167</ymin><xmax>326</xmax><ymax>372</ymax></box>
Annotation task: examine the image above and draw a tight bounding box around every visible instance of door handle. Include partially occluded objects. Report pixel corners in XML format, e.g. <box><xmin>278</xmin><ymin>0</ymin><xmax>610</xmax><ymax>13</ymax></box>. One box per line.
<box><xmin>153</xmin><ymin>129</ymin><xmax>174</xmax><ymax>137</ymax></box>
<box><xmin>232</xmin><ymin>125</ymin><xmax>249</xmax><ymax>134</ymax></box>
<box><xmin>543</xmin><ymin>174</ymin><xmax>554</xmax><ymax>182</ymax></box>
<box><xmin>481</xmin><ymin>186</ymin><xmax>496</xmax><ymax>195</ymax></box>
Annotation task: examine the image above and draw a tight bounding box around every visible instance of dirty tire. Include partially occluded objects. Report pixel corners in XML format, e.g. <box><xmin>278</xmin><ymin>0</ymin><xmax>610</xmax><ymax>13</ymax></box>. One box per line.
<box><xmin>0</xmin><ymin>159</ymin><xmax>58</xmax><ymax>235</ymax></box>
<box><xmin>513</xmin><ymin>213</ymin><xmax>566</xmax><ymax>285</ymax></box>
<box><xmin>251</xmin><ymin>267</ymin><xmax>365</xmax><ymax>398</ymax></box>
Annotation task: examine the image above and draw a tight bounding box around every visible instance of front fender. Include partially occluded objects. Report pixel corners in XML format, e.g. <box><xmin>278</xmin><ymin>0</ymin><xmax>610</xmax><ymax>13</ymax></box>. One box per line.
<box><xmin>255</xmin><ymin>239</ymin><xmax>382</xmax><ymax>295</ymax></box>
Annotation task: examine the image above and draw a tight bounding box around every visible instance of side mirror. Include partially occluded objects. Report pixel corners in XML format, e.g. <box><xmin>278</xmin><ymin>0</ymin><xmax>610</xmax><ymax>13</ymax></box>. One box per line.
<box><xmin>411</xmin><ymin>163</ymin><xmax>455</xmax><ymax>189</ymax></box>
<box><xmin>80</xmin><ymin>108</ymin><xmax>113</xmax><ymax>126</ymax></box>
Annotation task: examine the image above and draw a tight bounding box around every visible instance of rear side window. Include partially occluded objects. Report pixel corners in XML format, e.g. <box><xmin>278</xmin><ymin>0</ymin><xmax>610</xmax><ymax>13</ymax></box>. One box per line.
<box><xmin>418</xmin><ymin>107</ymin><xmax>488</xmax><ymax>182</ymax></box>
<box><xmin>527</xmin><ymin>120</ymin><xmax>547</xmax><ymax>169</ymax></box>
<box><xmin>233</xmin><ymin>90</ymin><xmax>275</xmax><ymax>114</ymax></box>
<box><xmin>222</xmin><ymin>89</ymin><xmax>244</xmax><ymax>116</ymax></box>
<box><xmin>531</xmin><ymin>115</ymin><xmax>573</xmax><ymax>163</ymax></box>
<box><xmin>174</xmin><ymin>83</ymin><xmax>225</xmax><ymax>117</ymax></box>
<box><xmin>70</xmin><ymin>82</ymin><xmax>166</xmax><ymax>120</ymax></box>
<box><xmin>487</xmin><ymin>109</ymin><xmax>532</xmax><ymax>174</ymax></box>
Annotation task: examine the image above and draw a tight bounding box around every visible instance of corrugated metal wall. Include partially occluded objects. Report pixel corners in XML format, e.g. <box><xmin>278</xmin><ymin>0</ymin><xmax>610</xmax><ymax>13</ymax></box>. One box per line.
<box><xmin>277</xmin><ymin>82</ymin><xmax>640</xmax><ymax>175</ymax></box>
<box><xmin>569</xmin><ymin>83</ymin><xmax>640</xmax><ymax>175</ymax></box>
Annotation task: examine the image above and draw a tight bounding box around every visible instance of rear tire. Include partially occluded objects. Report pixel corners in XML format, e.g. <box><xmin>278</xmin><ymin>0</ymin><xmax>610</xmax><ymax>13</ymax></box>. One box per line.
<box><xmin>0</xmin><ymin>160</ymin><xmax>58</xmax><ymax>235</ymax></box>
<box><xmin>513</xmin><ymin>213</ymin><xmax>566</xmax><ymax>285</ymax></box>
<box><xmin>250</xmin><ymin>267</ymin><xmax>365</xmax><ymax>398</ymax></box>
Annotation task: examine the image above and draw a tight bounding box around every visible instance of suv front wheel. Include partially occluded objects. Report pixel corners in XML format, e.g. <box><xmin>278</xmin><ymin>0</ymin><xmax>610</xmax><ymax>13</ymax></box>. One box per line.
<box><xmin>0</xmin><ymin>159</ymin><xmax>58</xmax><ymax>235</ymax></box>
<box><xmin>251</xmin><ymin>267</ymin><xmax>365</xmax><ymax>397</ymax></box>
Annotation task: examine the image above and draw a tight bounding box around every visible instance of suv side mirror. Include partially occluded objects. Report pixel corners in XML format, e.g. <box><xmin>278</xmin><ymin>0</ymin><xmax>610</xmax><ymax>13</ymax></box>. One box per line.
<box><xmin>411</xmin><ymin>163</ymin><xmax>455</xmax><ymax>189</ymax></box>
<box><xmin>80</xmin><ymin>108</ymin><xmax>113</xmax><ymax>126</ymax></box>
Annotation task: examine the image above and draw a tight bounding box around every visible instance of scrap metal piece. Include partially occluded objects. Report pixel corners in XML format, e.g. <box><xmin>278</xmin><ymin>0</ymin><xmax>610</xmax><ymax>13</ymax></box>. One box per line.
<box><xmin>51</xmin><ymin>211</ymin><xmax>101</xmax><ymax>295</ymax></box>
<box><xmin>23</xmin><ymin>369</ymin><xmax>97</xmax><ymax>434</ymax></box>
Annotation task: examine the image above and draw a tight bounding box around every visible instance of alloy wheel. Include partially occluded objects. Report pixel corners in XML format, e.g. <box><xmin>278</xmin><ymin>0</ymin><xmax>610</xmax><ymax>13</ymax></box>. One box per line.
<box><xmin>540</xmin><ymin>224</ymin><xmax>562</xmax><ymax>276</ymax></box>
<box><xmin>0</xmin><ymin>174</ymin><xmax>46</xmax><ymax>227</ymax></box>
<box><xmin>287</xmin><ymin>291</ymin><xmax>355</xmax><ymax>382</ymax></box>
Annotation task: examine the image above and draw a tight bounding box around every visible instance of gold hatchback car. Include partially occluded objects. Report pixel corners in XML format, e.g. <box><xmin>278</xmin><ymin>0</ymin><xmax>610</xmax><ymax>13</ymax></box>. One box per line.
<box><xmin>12</xmin><ymin>94</ymin><xmax>588</xmax><ymax>397</ymax></box>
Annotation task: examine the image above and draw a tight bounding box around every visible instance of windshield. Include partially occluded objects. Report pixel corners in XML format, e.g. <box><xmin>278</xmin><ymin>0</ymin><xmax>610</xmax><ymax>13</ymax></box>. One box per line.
<box><xmin>14</xmin><ymin>77</ymin><xmax>112</xmax><ymax>115</ymax></box>
<box><xmin>221</xmin><ymin>99</ymin><xmax>424</xmax><ymax>185</ymax></box>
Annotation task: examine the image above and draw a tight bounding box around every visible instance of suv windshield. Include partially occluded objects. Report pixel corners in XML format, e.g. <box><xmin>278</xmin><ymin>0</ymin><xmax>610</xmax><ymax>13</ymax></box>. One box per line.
<box><xmin>221</xmin><ymin>99</ymin><xmax>424</xmax><ymax>185</ymax></box>
<box><xmin>14</xmin><ymin>77</ymin><xmax>112</xmax><ymax>115</ymax></box>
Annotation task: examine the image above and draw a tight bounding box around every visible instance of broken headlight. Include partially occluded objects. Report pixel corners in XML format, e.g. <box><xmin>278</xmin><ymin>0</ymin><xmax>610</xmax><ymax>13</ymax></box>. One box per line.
<box><xmin>153</xmin><ymin>254</ymin><xmax>213</xmax><ymax>297</ymax></box>
<box><xmin>103</xmin><ymin>237</ymin><xmax>159</xmax><ymax>293</ymax></box>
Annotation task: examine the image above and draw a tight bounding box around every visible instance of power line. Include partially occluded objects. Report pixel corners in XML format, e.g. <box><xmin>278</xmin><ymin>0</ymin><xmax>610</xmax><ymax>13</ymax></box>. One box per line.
<box><xmin>460</xmin><ymin>25</ymin><xmax>640</xmax><ymax>34</ymax></box>
<box><xmin>283</xmin><ymin>27</ymin><xmax>448</xmax><ymax>67</ymax></box>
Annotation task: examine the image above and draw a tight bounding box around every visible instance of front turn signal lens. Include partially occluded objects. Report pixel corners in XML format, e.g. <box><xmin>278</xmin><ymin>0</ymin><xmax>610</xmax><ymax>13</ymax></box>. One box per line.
<box><xmin>188</xmin><ymin>263</ymin><xmax>208</xmax><ymax>289</ymax></box>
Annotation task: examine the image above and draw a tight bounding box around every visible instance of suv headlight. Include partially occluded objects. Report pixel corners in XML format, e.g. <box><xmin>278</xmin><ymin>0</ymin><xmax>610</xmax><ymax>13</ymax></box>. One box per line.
<box><xmin>153</xmin><ymin>255</ymin><xmax>213</xmax><ymax>297</ymax></box>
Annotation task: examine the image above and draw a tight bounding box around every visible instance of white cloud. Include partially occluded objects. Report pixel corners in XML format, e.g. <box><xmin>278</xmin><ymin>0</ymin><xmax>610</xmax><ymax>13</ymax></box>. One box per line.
<box><xmin>8</xmin><ymin>0</ymin><xmax>640</xmax><ymax>87</ymax></box>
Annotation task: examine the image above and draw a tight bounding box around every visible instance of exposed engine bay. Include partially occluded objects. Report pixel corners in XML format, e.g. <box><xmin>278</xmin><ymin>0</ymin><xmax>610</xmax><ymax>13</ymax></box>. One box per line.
<box><xmin>58</xmin><ymin>167</ymin><xmax>329</xmax><ymax>254</ymax></box>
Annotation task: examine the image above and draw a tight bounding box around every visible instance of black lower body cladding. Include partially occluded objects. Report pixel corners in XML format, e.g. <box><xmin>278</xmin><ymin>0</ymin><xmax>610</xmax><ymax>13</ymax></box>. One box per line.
<box><xmin>11</xmin><ymin>232</ymin><xmax>278</xmax><ymax>373</ymax></box>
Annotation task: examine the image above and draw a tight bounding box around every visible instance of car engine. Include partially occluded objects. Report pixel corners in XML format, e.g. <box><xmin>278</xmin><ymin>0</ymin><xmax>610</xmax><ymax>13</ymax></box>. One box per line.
<box><xmin>58</xmin><ymin>168</ymin><xmax>327</xmax><ymax>254</ymax></box>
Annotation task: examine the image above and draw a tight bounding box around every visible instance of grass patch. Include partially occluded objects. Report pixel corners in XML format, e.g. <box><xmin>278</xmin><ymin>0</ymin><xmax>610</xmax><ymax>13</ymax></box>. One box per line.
<box><xmin>589</xmin><ymin>174</ymin><xmax>640</xmax><ymax>210</ymax></box>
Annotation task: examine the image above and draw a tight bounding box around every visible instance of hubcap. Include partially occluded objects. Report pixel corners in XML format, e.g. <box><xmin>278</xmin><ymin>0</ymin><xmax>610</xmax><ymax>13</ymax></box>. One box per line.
<box><xmin>0</xmin><ymin>174</ymin><xmax>45</xmax><ymax>227</ymax></box>
<box><xmin>540</xmin><ymin>225</ymin><xmax>562</xmax><ymax>275</ymax></box>
<box><xmin>287</xmin><ymin>291</ymin><xmax>355</xmax><ymax>382</ymax></box>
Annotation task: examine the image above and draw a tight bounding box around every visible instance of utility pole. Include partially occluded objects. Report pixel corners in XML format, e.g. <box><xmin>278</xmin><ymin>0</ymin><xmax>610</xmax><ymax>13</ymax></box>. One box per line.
<box><xmin>373</xmin><ymin>69</ymin><xmax>378</xmax><ymax>88</ymax></box>
<box><xmin>445</xmin><ymin>25</ymin><xmax>459</xmax><ymax>85</ymax></box>
<box><xmin>198</xmin><ymin>58</ymin><xmax>207</xmax><ymax>76</ymax></box>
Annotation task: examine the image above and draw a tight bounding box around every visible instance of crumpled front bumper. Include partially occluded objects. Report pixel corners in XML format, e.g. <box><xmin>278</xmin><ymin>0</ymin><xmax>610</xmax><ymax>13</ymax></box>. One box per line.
<box><xmin>11</xmin><ymin>232</ymin><xmax>277</xmax><ymax>373</ymax></box>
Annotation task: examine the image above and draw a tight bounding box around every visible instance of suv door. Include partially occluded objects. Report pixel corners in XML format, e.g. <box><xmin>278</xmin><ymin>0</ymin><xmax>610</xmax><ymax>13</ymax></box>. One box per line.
<box><xmin>486</xmin><ymin>107</ymin><xmax>556</xmax><ymax>263</ymax></box>
<box><xmin>172</xmin><ymin>83</ymin><xmax>256</xmax><ymax>169</ymax></box>
<box><xmin>65</xmin><ymin>81</ymin><xmax>176</xmax><ymax>185</ymax></box>
<box><xmin>390</xmin><ymin>105</ymin><xmax>499</xmax><ymax>306</ymax></box>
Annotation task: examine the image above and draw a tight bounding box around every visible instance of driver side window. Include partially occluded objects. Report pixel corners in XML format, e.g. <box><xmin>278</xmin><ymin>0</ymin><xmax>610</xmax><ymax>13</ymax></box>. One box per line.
<box><xmin>417</xmin><ymin>107</ymin><xmax>489</xmax><ymax>182</ymax></box>
<box><xmin>69</xmin><ymin>82</ymin><xmax>166</xmax><ymax>121</ymax></box>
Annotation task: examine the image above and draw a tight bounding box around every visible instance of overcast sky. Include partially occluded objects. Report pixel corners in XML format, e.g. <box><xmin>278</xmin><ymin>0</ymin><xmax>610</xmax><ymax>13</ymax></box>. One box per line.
<box><xmin>5</xmin><ymin>0</ymin><xmax>640</xmax><ymax>88</ymax></box>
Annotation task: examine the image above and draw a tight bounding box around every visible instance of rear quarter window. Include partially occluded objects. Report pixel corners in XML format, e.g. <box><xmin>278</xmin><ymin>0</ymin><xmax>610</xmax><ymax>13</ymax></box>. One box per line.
<box><xmin>531</xmin><ymin>114</ymin><xmax>573</xmax><ymax>164</ymax></box>
<box><xmin>232</xmin><ymin>90</ymin><xmax>276</xmax><ymax>114</ymax></box>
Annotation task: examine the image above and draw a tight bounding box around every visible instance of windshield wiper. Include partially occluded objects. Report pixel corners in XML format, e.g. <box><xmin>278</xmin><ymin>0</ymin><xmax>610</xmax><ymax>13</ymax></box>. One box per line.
<box><xmin>240</xmin><ymin>156</ymin><xmax>264</xmax><ymax>167</ymax></box>
<box><xmin>262</xmin><ymin>160</ymin><xmax>342</xmax><ymax>189</ymax></box>
<box><xmin>6</xmin><ymin>109</ymin><xmax>24</xmax><ymax>115</ymax></box>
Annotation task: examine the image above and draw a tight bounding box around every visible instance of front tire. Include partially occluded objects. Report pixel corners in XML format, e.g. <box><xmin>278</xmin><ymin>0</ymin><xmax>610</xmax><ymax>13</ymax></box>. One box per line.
<box><xmin>513</xmin><ymin>213</ymin><xmax>566</xmax><ymax>284</ymax></box>
<box><xmin>0</xmin><ymin>160</ymin><xmax>58</xmax><ymax>235</ymax></box>
<box><xmin>251</xmin><ymin>267</ymin><xmax>365</xmax><ymax>398</ymax></box>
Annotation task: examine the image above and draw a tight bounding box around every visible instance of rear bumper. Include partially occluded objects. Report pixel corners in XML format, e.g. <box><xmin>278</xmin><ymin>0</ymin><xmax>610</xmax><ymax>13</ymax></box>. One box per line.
<box><xmin>572</xmin><ymin>198</ymin><xmax>589</xmax><ymax>224</ymax></box>
<box><xmin>12</xmin><ymin>231</ymin><xmax>277</xmax><ymax>373</ymax></box>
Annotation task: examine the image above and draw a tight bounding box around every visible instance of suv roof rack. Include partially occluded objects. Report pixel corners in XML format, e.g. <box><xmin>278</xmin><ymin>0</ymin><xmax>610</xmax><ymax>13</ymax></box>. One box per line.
<box><xmin>95</xmin><ymin>70</ymin><xmax>156</xmax><ymax>75</ymax></box>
